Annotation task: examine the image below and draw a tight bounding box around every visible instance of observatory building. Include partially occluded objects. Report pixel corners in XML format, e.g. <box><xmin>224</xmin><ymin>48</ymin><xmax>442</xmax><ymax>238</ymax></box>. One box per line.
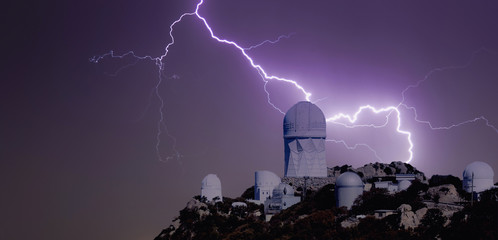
<box><xmin>201</xmin><ymin>174</ymin><xmax>223</xmax><ymax>202</ymax></box>
<box><xmin>283</xmin><ymin>101</ymin><xmax>327</xmax><ymax>177</ymax></box>
<box><xmin>264</xmin><ymin>183</ymin><xmax>301</xmax><ymax>215</ymax></box>
<box><xmin>254</xmin><ymin>170</ymin><xmax>281</xmax><ymax>202</ymax></box>
<box><xmin>463</xmin><ymin>161</ymin><xmax>494</xmax><ymax>193</ymax></box>
<box><xmin>335</xmin><ymin>172</ymin><xmax>364</xmax><ymax>209</ymax></box>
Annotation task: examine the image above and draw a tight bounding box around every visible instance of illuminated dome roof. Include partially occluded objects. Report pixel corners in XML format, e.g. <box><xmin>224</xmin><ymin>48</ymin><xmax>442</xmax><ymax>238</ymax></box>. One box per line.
<box><xmin>201</xmin><ymin>174</ymin><xmax>222</xmax><ymax>202</ymax></box>
<box><xmin>283</xmin><ymin>101</ymin><xmax>326</xmax><ymax>138</ymax></box>
<box><xmin>255</xmin><ymin>171</ymin><xmax>281</xmax><ymax>187</ymax></box>
<box><xmin>463</xmin><ymin>161</ymin><xmax>494</xmax><ymax>179</ymax></box>
<box><xmin>336</xmin><ymin>172</ymin><xmax>364</xmax><ymax>187</ymax></box>
<box><xmin>254</xmin><ymin>170</ymin><xmax>281</xmax><ymax>201</ymax></box>
<box><xmin>201</xmin><ymin>174</ymin><xmax>221</xmax><ymax>189</ymax></box>
<box><xmin>272</xmin><ymin>183</ymin><xmax>294</xmax><ymax>198</ymax></box>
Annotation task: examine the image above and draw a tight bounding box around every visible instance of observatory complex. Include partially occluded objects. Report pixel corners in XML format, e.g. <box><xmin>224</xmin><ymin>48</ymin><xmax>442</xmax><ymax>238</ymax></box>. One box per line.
<box><xmin>200</xmin><ymin>101</ymin><xmax>329</xmax><ymax>216</ymax></box>
<box><xmin>193</xmin><ymin>101</ymin><xmax>497</xmax><ymax>224</ymax></box>
<box><xmin>196</xmin><ymin>102</ymin><xmax>498</xmax><ymax>218</ymax></box>
<box><xmin>283</xmin><ymin>101</ymin><xmax>327</xmax><ymax>177</ymax></box>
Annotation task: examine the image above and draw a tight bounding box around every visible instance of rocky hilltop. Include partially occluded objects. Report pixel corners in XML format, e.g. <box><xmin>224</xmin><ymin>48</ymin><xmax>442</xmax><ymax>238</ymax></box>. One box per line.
<box><xmin>155</xmin><ymin>164</ymin><xmax>497</xmax><ymax>240</ymax></box>
<box><xmin>283</xmin><ymin>161</ymin><xmax>426</xmax><ymax>191</ymax></box>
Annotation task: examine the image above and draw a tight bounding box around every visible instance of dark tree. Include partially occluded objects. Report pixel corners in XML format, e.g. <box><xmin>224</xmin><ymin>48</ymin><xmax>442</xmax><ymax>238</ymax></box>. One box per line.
<box><xmin>240</xmin><ymin>186</ymin><xmax>254</xmax><ymax>200</ymax></box>
<box><xmin>418</xmin><ymin>208</ymin><xmax>446</xmax><ymax>238</ymax></box>
<box><xmin>340</xmin><ymin>165</ymin><xmax>351</xmax><ymax>173</ymax></box>
<box><xmin>428</xmin><ymin>175</ymin><xmax>462</xmax><ymax>189</ymax></box>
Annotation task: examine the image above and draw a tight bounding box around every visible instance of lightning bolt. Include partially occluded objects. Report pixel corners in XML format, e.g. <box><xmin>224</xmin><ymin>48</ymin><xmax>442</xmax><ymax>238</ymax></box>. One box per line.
<box><xmin>399</xmin><ymin>48</ymin><xmax>498</xmax><ymax>134</ymax></box>
<box><xmin>401</xmin><ymin>104</ymin><xmax>498</xmax><ymax>133</ymax></box>
<box><xmin>325</xmin><ymin>139</ymin><xmax>383</xmax><ymax>162</ymax></box>
<box><xmin>92</xmin><ymin>0</ymin><xmax>310</xmax><ymax>162</ymax></box>
<box><xmin>90</xmin><ymin>0</ymin><xmax>496</xmax><ymax>164</ymax></box>
<box><xmin>242</xmin><ymin>32</ymin><xmax>296</xmax><ymax>51</ymax></box>
<box><xmin>326</xmin><ymin>105</ymin><xmax>413</xmax><ymax>163</ymax></box>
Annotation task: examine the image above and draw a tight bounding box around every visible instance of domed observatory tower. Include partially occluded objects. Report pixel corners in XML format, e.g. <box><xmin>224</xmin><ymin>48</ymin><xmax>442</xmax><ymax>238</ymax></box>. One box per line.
<box><xmin>201</xmin><ymin>174</ymin><xmax>223</xmax><ymax>202</ymax></box>
<box><xmin>463</xmin><ymin>161</ymin><xmax>494</xmax><ymax>193</ymax></box>
<box><xmin>283</xmin><ymin>101</ymin><xmax>327</xmax><ymax>177</ymax></box>
<box><xmin>254</xmin><ymin>170</ymin><xmax>281</xmax><ymax>201</ymax></box>
<box><xmin>335</xmin><ymin>172</ymin><xmax>364</xmax><ymax>209</ymax></box>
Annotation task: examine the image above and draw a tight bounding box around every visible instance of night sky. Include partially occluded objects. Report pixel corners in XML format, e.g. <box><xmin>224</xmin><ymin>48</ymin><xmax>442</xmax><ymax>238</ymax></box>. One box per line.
<box><xmin>3</xmin><ymin>0</ymin><xmax>498</xmax><ymax>239</ymax></box>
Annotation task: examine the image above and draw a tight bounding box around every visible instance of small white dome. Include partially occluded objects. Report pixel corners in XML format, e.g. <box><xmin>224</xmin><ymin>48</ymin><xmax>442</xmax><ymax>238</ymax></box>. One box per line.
<box><xmin>272</xmin><ymin>183</ymin><xmax>294</xmax><ymax>198</ymax></box>
<box><xmin>463</xmin><ymin>161</ymin><xmax>494</xmax><ymax>179</ymax></box>
<box><xmin>202</xmin><ymin>174</ymin><xmax>221</xmax><ymax>188</ymax></box>
<box><xmin>398</xmin><ymin>180</ymin><xmax>412</xmax><ymax>191</ymax></box>
<box><xmin>283</xmin><ymin>101</ymin><xmax>326</xmax><ymax>138</ymax></box>
<box><xmin>231</xmin><ymin>202</ymin><xmax>247</xmax><ymax>208</ymax></box>
<box><xmin>336</xmin><ymin>172</ymin><xmax>364</xmax><ymax>187</ymax></box>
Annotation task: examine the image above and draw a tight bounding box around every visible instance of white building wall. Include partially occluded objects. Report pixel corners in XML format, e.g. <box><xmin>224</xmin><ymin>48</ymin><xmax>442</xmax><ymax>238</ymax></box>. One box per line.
<box><xmin>463</xmin><ymin>177</ymin><xmax>494</xmax><ymax>193</ymax></box>
<box><xmin>285</xmin><ymin>138</ymin><xmax>327</xmax><ymax>177</ymax></box>
<box><xmin>336</xmin><ymin>186</ymin><xmax>363</xmax><ymax>209</ymax></box>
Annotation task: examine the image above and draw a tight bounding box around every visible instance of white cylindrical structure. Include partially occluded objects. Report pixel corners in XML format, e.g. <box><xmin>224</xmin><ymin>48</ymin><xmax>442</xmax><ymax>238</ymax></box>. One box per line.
<box><xmin>335</xmin><ymin>172</ymin><xmax>364</xmax><ymax>209</ymax></box>
<box><xmin>254</xmin><ymin>170</ymin><xmax>281</xmax><ymax>201</ymax></box>
<box><xmin>463</xmin><ymin>161</ymin><xmax>494</xmax><ymax>193</ymax></box>
<box><xmin>283</xmin><ymin>101</ymin><xmax>327</xmax><ymax>177</ymax></box>
<box><xmin>201</xmin><ymin>174</ymin><xmax>222</xmax><ymax>202</ymax></box>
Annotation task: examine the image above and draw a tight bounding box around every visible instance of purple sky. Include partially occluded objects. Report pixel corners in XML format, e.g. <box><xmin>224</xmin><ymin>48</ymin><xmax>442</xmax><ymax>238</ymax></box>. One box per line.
<box><xmin>3</xmin><ymin>0</ymin><xmax>498</xmax><ymax>239</ymax></box>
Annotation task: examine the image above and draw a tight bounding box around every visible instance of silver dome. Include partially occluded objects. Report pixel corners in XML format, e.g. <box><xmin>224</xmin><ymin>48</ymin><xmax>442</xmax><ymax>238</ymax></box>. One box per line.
<box><xmin>283</xmin><ymin>101</ymin><xmax>326</xmax><ymax>138</ymax></box>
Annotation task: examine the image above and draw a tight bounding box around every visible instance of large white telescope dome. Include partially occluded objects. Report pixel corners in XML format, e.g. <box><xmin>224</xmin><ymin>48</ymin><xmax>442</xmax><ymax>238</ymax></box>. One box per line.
<box><xmin>463</xmin><ymin>161</ymin><xmax>494</xmax><ymax>193</ymax></box>
<box><xmin>283</xmin><ymin>101</ymin><xmax>326</xmax><ymax>138</ymax></box>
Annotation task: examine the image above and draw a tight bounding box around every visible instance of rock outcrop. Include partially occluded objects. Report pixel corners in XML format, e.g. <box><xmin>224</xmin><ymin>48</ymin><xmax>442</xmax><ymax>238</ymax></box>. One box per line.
<box><xmin>426</xmin><ymin>184</ymin><xmax>462</xmax><ymax>204</ymax></box>
<box><xmin>398</xmin><ymin>204</ymin><xmax>428</xmax><ymax>230</ymax></box>
<box><xmin>354</xmin><ymin>162</ymin><xmax>426</xmax><ymax>182</ymax></box>
<box><xmin>340</xmin><ymin>217</ymin><xmax>360</xmax><ymax>228</ymax></box>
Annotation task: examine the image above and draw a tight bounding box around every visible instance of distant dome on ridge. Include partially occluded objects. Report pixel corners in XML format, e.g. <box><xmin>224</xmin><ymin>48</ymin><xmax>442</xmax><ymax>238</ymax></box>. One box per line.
<box><xmin>463</xmin><ymin>161</ymin><xmax>494</xmax><ymax>193</ymax></box>
<box><xmin>283</xmin><ymin>101</ymin><xmax>326</xmax><ymax>138</ymax></box>
<box><xmin>201</xmin><ymin>174</ymin><xmax>222</xmax><ymax>202</ymax></box>
<box><xmin>398</xmin><ymin>180</ymin><xmax>412</xmax><ymax>191</ymax></box>
<box><xmin>202</xmin><ymin>174</ymin><xmax>221</xmax><ymax>188</ymax></box>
